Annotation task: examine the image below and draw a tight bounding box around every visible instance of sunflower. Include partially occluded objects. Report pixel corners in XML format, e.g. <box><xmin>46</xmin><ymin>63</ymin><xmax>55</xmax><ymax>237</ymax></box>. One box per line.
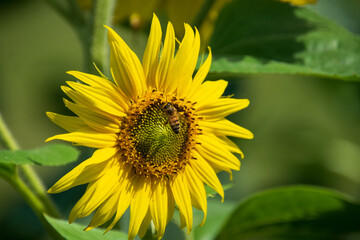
<box><xmin>46</xmin><ymin>14</ymin><xmax>253</xmax><ymax>239</ymax></box>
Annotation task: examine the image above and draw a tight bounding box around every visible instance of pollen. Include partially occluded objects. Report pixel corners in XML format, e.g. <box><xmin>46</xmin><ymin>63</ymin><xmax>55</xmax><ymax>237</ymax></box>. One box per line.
<box><xmin>119</xmin><ymin>90</ymin><xmax>200</xmax><ymax>178</ymax></box>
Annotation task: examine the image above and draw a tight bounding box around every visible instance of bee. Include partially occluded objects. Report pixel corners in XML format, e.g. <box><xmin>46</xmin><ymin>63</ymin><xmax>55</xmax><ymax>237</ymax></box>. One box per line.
<box><xmin>164</xmin><ymin>103</ymin><xmax>180</xmax><ymax>134</ymax></box>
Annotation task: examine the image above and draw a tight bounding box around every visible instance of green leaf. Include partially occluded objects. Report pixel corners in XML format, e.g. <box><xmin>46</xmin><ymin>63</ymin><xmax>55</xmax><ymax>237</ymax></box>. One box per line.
<box><xmin>216</xmin><ymin>185</ymin><xmax>360</xmax><ymax>240</ymax></box>
<box><xmin>45</xmin><ymin>215</ymin><xmax>127</xmax><ymax>240</ymax></box>
<box><xmin>0</xmin><ymin>162</ymin><xmax>16</xmax><ymax>180</ymax></box>
<box><xmin>193</xmin><ymin>200</ymin><xmax>236</xmax><ymax>240</ymax></box>
<box><xmin>209</xmin><ymin>0</ymin><xmax>360</xmax><ymax>81</ymax></box>
<box><xmin>0</xmin><ymin>144</ymin><xmax>79</xmax><ymax>166</ymax></box>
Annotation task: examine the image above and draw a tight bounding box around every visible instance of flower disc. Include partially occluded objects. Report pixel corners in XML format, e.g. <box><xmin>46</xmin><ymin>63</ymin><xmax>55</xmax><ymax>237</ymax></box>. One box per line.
<box><xmin>120</xmin><ymin>91</ymin><xmax>199</xmax><ymax>178</ymax></box>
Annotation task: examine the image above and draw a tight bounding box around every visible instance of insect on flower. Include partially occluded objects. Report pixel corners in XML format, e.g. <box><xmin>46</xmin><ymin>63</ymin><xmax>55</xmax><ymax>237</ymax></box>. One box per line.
<box><xmin>163</xmin><ymin>102</ymin><xmax>181</xmax><ymax>134</ymax></box>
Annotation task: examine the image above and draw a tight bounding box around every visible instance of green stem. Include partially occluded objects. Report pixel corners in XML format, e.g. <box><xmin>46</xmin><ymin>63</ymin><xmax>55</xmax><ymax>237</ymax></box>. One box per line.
<box><xmin>0</xmin><ymin>114</ymin><xmax>61</xmax><ymax>232</ymax></box>
<box><xmin>192</xmin><ymin>0</ymin><xmax>216</xmax><ymax>28</ymax></box>
<box><xmin>20</xmin><ymin>165</ymin><xmax>61</xmax><ymax>217</ymax></box>
<box><xmin>8</xmin><ymin>173</ymin><xmax>64</xmax><ymax>240</ymax></box>
<box><xmin>90</xmin><ymin>0</ymin><xmax>116</xmax><ymax>73</ymax></box>
<box><xmin>0</xmin><ymin>114</ymin><xmax>19</xmax><ymax>150</ymax></box>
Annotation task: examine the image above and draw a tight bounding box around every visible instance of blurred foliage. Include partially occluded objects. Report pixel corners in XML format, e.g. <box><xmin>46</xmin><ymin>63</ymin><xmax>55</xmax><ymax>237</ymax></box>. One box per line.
<box><xmin>75</xmin><ymin>0</ymin><xmax>231</xmax><ymax>44</ymax></box>
<box><xmin>279</xmin><ymin>0</ymin><xmax>317</xmax><ymax>6</ymax></box>
<box><xmin>0</xmin><ymin>0</ymin><xmax>360</xmax><ymax>239</ymax></box>
<box><xmin>217</xmin><ymin>186</ymin><xmax>360</xmax><ymax>239</ymax></box>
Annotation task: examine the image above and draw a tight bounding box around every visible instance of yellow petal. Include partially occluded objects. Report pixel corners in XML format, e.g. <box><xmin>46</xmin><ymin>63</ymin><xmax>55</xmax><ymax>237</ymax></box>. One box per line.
<box><xmin>105</xmin><ymin>167</ymin><xmax>134</xmax><ymax>233</ymax></box>
<box><xmin>45</xmin><ymin>127</ymin><xmax>117</xmax><ymax>148</ymax></box>
<box><xmin>67</xmin><ymin>70</ymin><xmax>116</xmax><ymax>93</ymax></box>
<box><xmin>208</xmin><ymin>162</ymin><xmax>233</xmax><ymax>180</ymax></box>
<box><xmin>218</xmin><ymin>136</ymin><xmax>244</xmax><ymax>157</ymax></box>
<box><xmin>150</xmin><ymin>179</ymin><xmax>168</xmax><ymax>238</ymax></box>
<box><xmin>138</xmin><ymin>209</ymin><xmax>152</xmax><ymax>239</ymax></box>
<box><xmin>178</xmin><ymin>27</ymin><xmax>200</xmax><ymax>97</ymax></box>
<box><xmin>166</xmin><ymin>24</ymin><xmax>199</xmax><ymax>97</ymax></box>
<box><xmin>142</xmin><ymin>14</ymin><xmax>162</xmax><ymax>88</ymax></box>
<box><xmin>106</xmin><ymin>26</ymin><xmax>146</xmax><ymax>100</ymax></box>
<box><xmin>156</xmin><ymin>22</ymin><xmax>175</xmax><ymax>91</ymax></box>
<box><xmin>61</xmin><ymin>86</ymin><xmax>124</xmax><ymax>120</ymax></box>
<box><xmin>201</xmin><ymin>119</ymin><xmax>254</xmax><ymax>139</ymax></box>
<box><xmin>184</xmin><ymin>166</ymin><xmax>207</xmax><ymax>226</ymax></box>
<box><xmin>67</xmin><ymin>71</ymin><xmax>129</xmax><ymax>111</ymax></box>
<box><xmin>66</xmin><ymin>81</ymin><xmax>126</xmax><ymax>117</ymax></box>
<box><xmin>192</xmin><ymin>47</ymin><xmax>212</xmax><ymax>88</ymax></box>
<box><xmin>48</xmin><ymin>147</ymin><xmax>118</xmax><ymax>193</ymax></box>
<box><xmin>69</xmin><ymin>165</ymin><xmax>120</xmax><ymax>223</ymax></box>
<box><xmin>197</xmin><ymin>98</ymin><xmax>250</xmax><ymax>118</ymax></box>
<box><xmin>190</xmin><ymin>80</ymin><xmax>228</xmax><ymax>107</ymax></box>
<box><xmin>85</xmin><ymin>191</ymin><xmax>119</xmax><ymax>231</ymax></box>
<box><xmin>170</xmin><ymin>173</ymin><xmax>193</xmax><ymax>233</ymax></box>
<box><xmin>197</xmin><ymin>144</ymin><xmax>240</xmax><ymax>171</ymax></box>
<box><xmin>46</xmin><ymin>112</ymin><xmax>86</xmax><ymax>132</ymax></box>
<box><xmin>191</xmin><ymin>152</ymin><xmax>224</xmax><ymax>201</ymax></box>
<box><xmin>63</xmin><ymin>99</ymin><xmax>120</xmax><ymax>133</ymax></box>
<box><xmin>167</xmin><ymin>185</ymin><xmax>175</xmax><ymax>224</ymax></box>
<box><xmin>128</xmin><ymin>176</ymin><xmax>151</xmax><ymax>240</ymax></box>
<box><xmin>197</xmin><ymin>134</ymin><xmax>240</xmax><ymax>170</ymax></box>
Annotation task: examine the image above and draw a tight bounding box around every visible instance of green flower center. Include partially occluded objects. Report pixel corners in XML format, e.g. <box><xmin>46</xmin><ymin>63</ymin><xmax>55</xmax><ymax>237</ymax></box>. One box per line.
<box><xmin>132</xmin><ymin>103</ymin><xmax>189</xmax><ymax>166</ymax></box>
<box><xmin>119</xmin><ymin>91</ymin><xmax>199</xmax><ymax>178</ymax></box>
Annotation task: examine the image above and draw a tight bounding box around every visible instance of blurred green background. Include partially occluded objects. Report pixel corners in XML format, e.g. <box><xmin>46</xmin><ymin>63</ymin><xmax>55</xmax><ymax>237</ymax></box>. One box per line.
<box><xmin>1</xmin><ymin>0</ymin><xmax>360</xmax><ymax>239</ymax></box>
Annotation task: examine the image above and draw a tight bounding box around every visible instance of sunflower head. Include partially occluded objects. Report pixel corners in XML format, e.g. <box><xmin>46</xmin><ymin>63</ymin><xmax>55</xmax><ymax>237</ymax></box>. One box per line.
<box><xmin>46</xmin><ymin>13</ymin><xmax>253</xmax><ymax>240</ymax></box>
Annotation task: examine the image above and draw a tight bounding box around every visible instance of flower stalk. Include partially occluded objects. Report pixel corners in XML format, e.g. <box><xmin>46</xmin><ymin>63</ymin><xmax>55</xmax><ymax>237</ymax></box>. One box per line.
<box><xmin>0</xmin><ymin>114</ymin><xmax>61</xmax><ymax>238</ymax></box>
<box><xmin>20</xmin><ymin>165</ymin><xmax>61</xmax><ymax>217</ymax></box>
<box><xmin>90</xmin><ymin>0</ymin><xmax>116</xmax><ymax>73</ymax></box>
<box><xmin>0</xmin><ymin>114</ymin><xmax>19</xmax><ymax>150</ymax></box>
<box><xmin>8</xmin><ymin>173</ymin><xmax>63</xmax><ymax>240</ymax></box>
